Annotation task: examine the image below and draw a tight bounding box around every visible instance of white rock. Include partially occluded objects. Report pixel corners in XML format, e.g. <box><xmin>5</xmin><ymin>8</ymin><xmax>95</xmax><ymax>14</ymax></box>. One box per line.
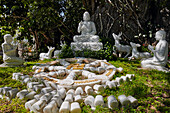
<box><xmin>121</xmin><ymin>76</ymin><xmax>130</xmax><ymax>82</ymax></box>
<box><xmin>7</xmin><ymin>88</ymin><xmax>19</xmax><ymax>100</ymax></box>
<box><xmin>25</xmin><ymin>91</ymin><xmax>36</xmax><ymax>100</ymax></box>
<box><xmin>118</xmin><ymin>95</ymin><xmax>131</xmax><ymax>107</ymax></box>
<box><xmin>43</xmin><ymin>80</ymin><xmax>51</xmax><ymax>87</ymax></box>
<box><xmin>48</xmin><ymin>66</ymin><xmax>55</xmax><ymax>71</ymax></box>
<box><xmin>66</xmin><ymin>89</ymin><xmax>75</xmax><ymax>96</ymax></box>
<box><xmin>3</xmin><ymin>87</ymin><xmax>12</xmax><ymax>95</ymax></box>
<box><xmin>58</xmin><ymin>88</ymin><xmax>66</xmax><ymax>99</ymax></box>
<box><xmin>49</xmin><ymin>72</ymin><xmax>56</xmax><ymax>77</ymax></box>
<box><xmin>49</xmin><ymin>82</ymin><xmax>58</xmax><ymax>90</ymax></box>
<box><xmin>127</xmin><ymin>96</ymin><xmax>138</xmax><ymax>108</ymax></box>
<box><xmin>126</xmin><ymin>74</ymin><xmax>135</xmax><ymax>80</ymax></box>
<box><xmin>23</xmin><ymin>78</ymin><xmax>30</xmax><ymax>84</ymax></box>
<box><xmin>111</xmin><ymin>80</ymin><xmax>118</xmax><ymax>86</ymax></box>
<box><xmin>34</xmin><ymin>93</ymin><xmax>43</xmax><ymax>100</ymax></box>
<box><xmin>16</xmin><ymin>89</ymin><xmax>29</xmax><ymax>99</ymax></box>
<box><xmin>84</xmin><ymin>95</ymin><xmax>95</xmax><ymax>108</ymax></box>
<box><xmin>50</xmin><ymin>90</ymin><xmax>57</xmax><ymax>95</ymax></box>
<box><xmin>40</xmin><ymin>93</ymin><xmax>53</xmax><ymax>102</ymax></box>
<box><xmin>41</xmin><ymin>87</ymin><xmax>53</xmax><ymax>94</ymax></box>
<box><xmin>65</xmin><ymin>94</ymin><xmax>73</xmax><ymax>103</ymax></box>
<box><xmin>93</xmin><ymin>85</ymin><xmax>104</xmax><ymax>92</ymax></box>
<box><xmin>106</xmin><ymin>81</ymin><xmax>116</xmax><ymax>89</ymax></box>
<box><xmin>33</xmin><ymin>84</ymin><xmax>44</xmax><ymax>92</ymax></box>
<box><xmin>25</xmin><ymin>99</ymin><xmax>37</xmax><ymax>111</ymax></box>
<box><xmin>43</xmin><ymin>100</ymin><xmax>59</xmax><ymax>113</ymax></box>
<box><xmin>97</xmin><ymin>67</ymin><xmax>105</xmax><ymax>74</ymax></box>
<box><xmin>115</xmin><ymin>77</ymin><xmax>123</xmax><ymax>85</ymax></box>
<box><xmin>85</xmin><ymin>86</ymin><xmax>93</xmax><ymax>95</ymax></box>
<box><xmin>59</xmin><ymin>59</ymin><xmax>70</xmax><ymax>66</ymax></box>
<box><xmin>116</xmin><ymin>67</ymin><xmax>124</xmax><ymax>73</ymax></box>
<box><xmin>70</xmin><ymin>102</ymin><xmax>81</xmax><ymax>113</ymax></box>
<box><xmin>107</xmin><ymin>95</ymin><xmax>119</xmax><ymax>109</ymax></box>
<box><xmin>94</xmin><ymin>95</ymin><xmax>104</xmax><ymax>107</ymax></box>
<box><xmin>32</xmin><ymin>100</ymin><xmax>47</xmax><ymax>113</ymax></box>
<box><xmin>75</xmin><ymin>87</ymin><xmax>84</xmax><ymax>95</ymax></box>
<box><xmin>12</xmin><ymin>73</ymin><xmax>23</xmax><ymax>80</ymax></box>
<box><xmin>74</xmin><ymin>95</ymin><xmax>83</xmax><ymax>103</ymax></box>
<box><xmin>27</xmin><ymin>82</ymin><xmax>40</xmax><ymax>89</ymax></box>
<box><xmin>51</xmin><ymin>95</ymin><xmax>63</xmax><ymax>107</ymax></box>
<box><xmin>59</xmin><ymin>101</ymin><xmax>70</xmax><ymax>113</ymax></box>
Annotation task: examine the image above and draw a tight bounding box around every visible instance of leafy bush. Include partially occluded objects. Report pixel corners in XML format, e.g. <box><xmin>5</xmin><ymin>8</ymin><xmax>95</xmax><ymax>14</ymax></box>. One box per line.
<box><xmin>59</xmin><ymin>44</ymin><xmax>74</xmax><ymax>58</ymax></box>
<box><xmin>59</xmin><ymin>42</ymin><xmax>117</xmax><ymax>61</ymax></box>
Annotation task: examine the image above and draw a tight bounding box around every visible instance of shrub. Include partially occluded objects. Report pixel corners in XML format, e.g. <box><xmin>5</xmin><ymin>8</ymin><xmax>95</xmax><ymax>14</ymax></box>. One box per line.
<box><xmin>59</xmin><ymin>42</ymin><xmax>117</xmax><ymax>61</ymax></box>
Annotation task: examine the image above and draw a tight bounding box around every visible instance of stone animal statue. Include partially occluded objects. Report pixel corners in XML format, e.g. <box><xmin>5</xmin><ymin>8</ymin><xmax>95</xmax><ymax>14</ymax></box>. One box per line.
<box><xmin>39</xmin><ymin>46</ymin><xmax>55</xmax><ymax>60</ymax></box>
<box><xmin>112</xmin><ymin>32</ymin><xmax>131</xmax><ymax>58</ymax></box>
<box><xmin>54</xmin><ymin>41</ymin><xmax>66</xmax><ymax>58</ymax></box>
<box><xmin>128</xmin><ymin>42</ymin><xmax>151</xmax><ymax>60</ymax></box>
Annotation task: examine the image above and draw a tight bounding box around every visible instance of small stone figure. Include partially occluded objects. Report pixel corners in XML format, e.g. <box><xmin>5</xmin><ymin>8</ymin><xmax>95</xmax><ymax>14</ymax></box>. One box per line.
<box><xmin>141</xmin><ymin>30</ymin><xmax>169</xmax><ymax>72</ymax></box>
<box><xmin>1</xmin><ymin>34</ymin><xmax>24</xmax><ymax>66</ymax></box>
<box><xmin>128</xmin><ymin>42</ymin><xmax>151</xmax><ymax>60</ymax></box>
<box><xmin>73</xmin><ymin>11</ymin><xmax>99</xmax><ymax>42</ymax></box>
<box><xmin>39</xmin><ymin>46</ymin><xmax>55</xmax><ymax>60</ymax></box>
<box><xmin>112</xmin><ymin>32</ymin><xmax>132</xmax><ymax>58</ymax></box>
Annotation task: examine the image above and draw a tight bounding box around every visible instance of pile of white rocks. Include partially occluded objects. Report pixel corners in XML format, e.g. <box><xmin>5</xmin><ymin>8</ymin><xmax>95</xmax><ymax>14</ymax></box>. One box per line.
<box><xmin>0</xmin><ymin>58</ymin><xmax>138</xmax><ymax>112</ymax></box>
<box><xmin>8</xmin><ymin>71</ymin><xmax>137</xmax><ymax>112</ymax></box>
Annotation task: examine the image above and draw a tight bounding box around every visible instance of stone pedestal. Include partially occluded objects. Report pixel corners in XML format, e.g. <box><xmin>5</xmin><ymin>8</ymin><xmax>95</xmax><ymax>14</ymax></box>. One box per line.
<box><xmin>71</xmin><ymin>42</ymin><xmax>103</xmax><ymax>51</ymax></box>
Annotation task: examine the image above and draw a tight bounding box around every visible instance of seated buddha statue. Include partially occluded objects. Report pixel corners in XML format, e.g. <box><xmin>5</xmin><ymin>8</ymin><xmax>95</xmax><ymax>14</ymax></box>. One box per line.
<box><xmin>73</xmin><ymin>11</ymin><xmax>99</xmax><ymax>42</ymax></box>
<box><xmin>1</xmin><ymin>34</ymin><xmax>24</xmax><ymax>66</ymax></box>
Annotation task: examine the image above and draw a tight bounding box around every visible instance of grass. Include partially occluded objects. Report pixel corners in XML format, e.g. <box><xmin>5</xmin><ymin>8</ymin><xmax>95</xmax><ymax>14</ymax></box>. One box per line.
<box><xmin>0</xmin><ymin>58</ymin><xmax>169</xmax><ymax>112</ymax></box>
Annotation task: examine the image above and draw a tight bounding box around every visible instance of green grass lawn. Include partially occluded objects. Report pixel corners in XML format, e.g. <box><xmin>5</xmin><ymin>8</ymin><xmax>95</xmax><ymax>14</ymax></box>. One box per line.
<box><xmin>0</xmin><ymin>58</ymin><xmax>169</xmax><ymax>113</ymax></box>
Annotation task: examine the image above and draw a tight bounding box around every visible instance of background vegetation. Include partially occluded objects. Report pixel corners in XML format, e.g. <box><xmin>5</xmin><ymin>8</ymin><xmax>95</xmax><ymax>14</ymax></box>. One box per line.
<box><xmin>0</xmin><ymin>0</ymin><xmax>170</xmax><ymax>55</ymax></box>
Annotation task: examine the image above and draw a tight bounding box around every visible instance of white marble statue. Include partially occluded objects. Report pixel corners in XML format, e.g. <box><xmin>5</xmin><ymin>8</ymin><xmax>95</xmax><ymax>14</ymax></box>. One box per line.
<box><xmin>112</xmin><ymin>32</ymin><xmax>132</xmax><ymax>58</ymax></box>
<box><xmin>141</xmin><ymin>30</ymin><xmax>169</xmax><ymax>72</ymax></box>
<box><xmin>128</xmin><ymin>42</ymin><xmax>151</xmax><ymax>60</ymax></box>
<box><xmin>73</xmin><ymin>11</ymin><xmax>99</xmax><ymax>42</ymax></box>
<box><xmin>71</xmin><ymin>11</ymin><xmax>103</xmax><ymax>51</ymax></box>
<box><xmin>1</xmin><ymin>34</ymin><xmax>24</xmax><ymax>66</ymax></box>
<box><xmin>54</xmin><ymin>41</ymin><xmax>66</xmax><ymax>58</ymax></box>
<box><xmin>39</xmin><ymin>46</ymin><xmax>55</xmax><ymax>60</ymax></box>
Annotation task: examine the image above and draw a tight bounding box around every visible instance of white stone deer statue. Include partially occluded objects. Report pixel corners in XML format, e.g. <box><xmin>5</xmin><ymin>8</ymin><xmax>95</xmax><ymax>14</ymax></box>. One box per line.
<box><xmin>39</xmin><ymin>46</ymin><xmax>55</xmax><ymax>60</ymax></box>
<box><xmin>112</xmin><ymin>32</ymin><xmax>131</xmax><ymax>58</ymax></box>
<box><xmin>54</xmin><ymin>41</ymin><xmax>66</xmax><ymax>58</ymax></box>
<box><xmin>128</xmin><ymin>42</ymin><xmax>151</xmax><ymax>60</ymax></box>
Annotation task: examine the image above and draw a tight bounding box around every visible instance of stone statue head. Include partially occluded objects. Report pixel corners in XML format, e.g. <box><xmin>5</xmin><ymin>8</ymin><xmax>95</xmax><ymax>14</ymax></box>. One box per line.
<box><xmin>4</xmin><ymin>34</ymin><xmax>13</xmax><ymax>43</ymax></box>
<box><xmin>83</xmin><ymin>11</ymin><xmax>90</xmax><ymax>21</ymax></box>
<box><xmin>155</xmin><ymin>30</ymin><xmax>166</xmax><ymax>40</ymax></box>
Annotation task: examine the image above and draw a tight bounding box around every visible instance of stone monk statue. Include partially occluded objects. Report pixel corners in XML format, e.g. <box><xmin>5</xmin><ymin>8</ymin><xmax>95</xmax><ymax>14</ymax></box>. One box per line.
<box><xmin>73</xmin><ymin>11</ymin><xmax>99</xmax><ymax>42</ymax></box>
<box><xmin>141</xmin><ymin>30</ymin><xmax>169</xmax><ymax>72</ymax></box>
<box><xmin>1</xmin><ymin>34</ymin><xmax>24</xmax><ymax>66</ymax></box>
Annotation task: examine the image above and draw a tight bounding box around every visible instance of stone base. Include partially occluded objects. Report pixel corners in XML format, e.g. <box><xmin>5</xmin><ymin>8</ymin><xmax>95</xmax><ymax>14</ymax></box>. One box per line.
<box><xmin>139</xmin><ymin>65</ymin><xmax>170</xmax><ymax>73</ymax></box>
<box><xmin>71</xmin><ymin>42</ymin><xmax>103</xmax><ymax>51</ymax></box>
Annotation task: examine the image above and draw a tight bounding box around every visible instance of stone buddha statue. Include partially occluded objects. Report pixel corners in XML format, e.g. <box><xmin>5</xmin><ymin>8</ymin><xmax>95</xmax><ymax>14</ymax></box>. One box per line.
<box><xmin>73</xmin><ymin>11</ymin><xmax>99</xmax><ymax>42</ymax></box>
<box><xmin>141</xmin><ymin>30</ymin><xmax>169</xmax><ymax>72</ymax></box>
<box><xmin>1</xmin><ymin>34</ymin><xmax>24</xmax><ymax>66</ymax></box>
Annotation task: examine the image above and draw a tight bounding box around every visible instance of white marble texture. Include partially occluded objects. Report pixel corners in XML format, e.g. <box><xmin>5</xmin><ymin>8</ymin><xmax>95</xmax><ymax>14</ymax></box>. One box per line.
<box><xmin>1</xmin><ymin>34</ymin><xmax>24</xmax><ymax>66</ymax></box>
<box><xmin>141</xmin><ymin>30</ymin><xmax>169</xmax><ymax>72</ymax></box>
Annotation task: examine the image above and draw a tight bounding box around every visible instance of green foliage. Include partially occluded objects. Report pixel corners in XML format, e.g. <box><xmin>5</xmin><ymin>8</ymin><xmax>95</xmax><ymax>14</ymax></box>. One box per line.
<box><xmin>59</xmin><ymin>44</ymin><xmax>74</xmax><ymax>58</ymax></box>
<box><xmin>59</xmin><ymin>42</ymin><xmax>117</xmax><ymax>61</ymax></box>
